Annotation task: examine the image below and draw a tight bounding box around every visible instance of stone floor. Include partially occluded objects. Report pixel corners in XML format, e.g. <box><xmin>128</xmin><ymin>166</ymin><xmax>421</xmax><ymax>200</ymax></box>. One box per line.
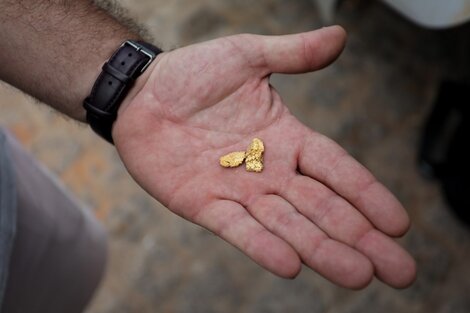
<box><xmin>1</xmin><ymin>0</ymin><xmax>470</xmax><ymax>312</ymax></box>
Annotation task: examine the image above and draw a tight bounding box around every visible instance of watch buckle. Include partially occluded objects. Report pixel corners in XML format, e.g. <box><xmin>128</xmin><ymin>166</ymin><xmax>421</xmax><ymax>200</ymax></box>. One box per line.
<box><xmin>123</xmin><ymin>40</ymin><xmax>156</xmax><ymax>72</ymax></box>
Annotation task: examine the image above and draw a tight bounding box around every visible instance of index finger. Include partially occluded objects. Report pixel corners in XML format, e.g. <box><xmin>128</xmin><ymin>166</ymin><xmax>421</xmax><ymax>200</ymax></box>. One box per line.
<box><xmin>298</xmin><ymin>131</ymin><xmax>410</xmax><ymax>237</ymax></box>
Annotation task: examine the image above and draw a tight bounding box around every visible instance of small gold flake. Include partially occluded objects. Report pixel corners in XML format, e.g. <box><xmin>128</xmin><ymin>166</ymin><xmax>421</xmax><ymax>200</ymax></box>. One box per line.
<box><xmin>245</xmin><ymin>138</ymin><xmax>264</xmax><ymax>173</ymax></box>
<box><xmin>220</xmin><ymin>151</ymin><xmax>246</xmax><ymax>168</ymax></box>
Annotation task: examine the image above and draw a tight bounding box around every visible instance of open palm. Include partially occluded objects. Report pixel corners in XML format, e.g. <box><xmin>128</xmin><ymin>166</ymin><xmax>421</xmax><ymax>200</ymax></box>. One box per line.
<box><xmin>113</xmin><ymin>26</ymin><xmax>416</xmax><ymax>289</ymax></box>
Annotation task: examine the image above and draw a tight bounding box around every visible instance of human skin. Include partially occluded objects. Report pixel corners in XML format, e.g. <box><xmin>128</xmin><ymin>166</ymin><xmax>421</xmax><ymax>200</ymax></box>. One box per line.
<box><xmin>0</xmin><ymin>1</ymin><xmax>416</xmax><ymax>289</ymax></box>
<box><xmin>114</xmin><ymin>28</ymin><xmax>416</xmax><ymax>289</ymax></box>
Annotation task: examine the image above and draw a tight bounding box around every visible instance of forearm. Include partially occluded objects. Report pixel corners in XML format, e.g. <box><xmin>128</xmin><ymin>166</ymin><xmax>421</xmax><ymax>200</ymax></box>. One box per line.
<box><xmin>0</xmin><ymin>0</ymin><xmax>143</xmax><ymax>121</ymax></box>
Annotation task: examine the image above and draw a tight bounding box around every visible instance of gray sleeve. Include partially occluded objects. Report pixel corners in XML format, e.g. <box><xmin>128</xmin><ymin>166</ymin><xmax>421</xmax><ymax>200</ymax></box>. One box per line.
<box><xmin>0</xmin><ymin>128</ymin><xmax>17</xmax><ymax>309</ymax></box>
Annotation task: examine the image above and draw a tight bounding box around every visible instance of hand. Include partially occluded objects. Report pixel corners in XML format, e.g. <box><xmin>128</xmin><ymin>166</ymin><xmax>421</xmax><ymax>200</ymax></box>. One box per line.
<box><xmin>113</xmin><ymin>26</ymin><xmax>416</xmax><ymax>289</ymax></box>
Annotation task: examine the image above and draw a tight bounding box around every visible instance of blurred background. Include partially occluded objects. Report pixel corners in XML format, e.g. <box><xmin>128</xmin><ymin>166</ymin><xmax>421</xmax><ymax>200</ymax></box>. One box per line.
<box><xmin>1</xmin><ymin>0</ymin><xmax>470</xmax><ymax>312</ymax></box>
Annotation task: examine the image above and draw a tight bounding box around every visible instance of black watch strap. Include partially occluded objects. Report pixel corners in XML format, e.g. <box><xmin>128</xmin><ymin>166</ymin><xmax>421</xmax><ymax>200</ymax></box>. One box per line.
<box><xmin>83</xmin><ymin>40</ymin><xmax>162</xmax><ymax>144</ymax></box>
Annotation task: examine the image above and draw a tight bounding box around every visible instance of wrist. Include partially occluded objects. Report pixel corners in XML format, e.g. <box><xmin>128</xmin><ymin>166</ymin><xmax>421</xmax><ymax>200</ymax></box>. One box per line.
<box><xmin>78</xmin><ymin>38</ymin><xmax>141</xmax><ymax>122</ymax></box>
<box><xmin>0</xmin><ymin>0</ymin><xmax>145</xmax><ymax>122</ymax></box>
<box><xmin>83</xmin><ymin>40</ymin><xmax>162</xmax><ymax>144</ymax></box>
<box><xmin>112</xmin><ymin>52</ymin><xmax>167</xmax><ymax>146</ymax></box>
<box><xmin>115</xmin><ymin>52</ymin><xmax>163</xmax><ymax>118</ymax></box>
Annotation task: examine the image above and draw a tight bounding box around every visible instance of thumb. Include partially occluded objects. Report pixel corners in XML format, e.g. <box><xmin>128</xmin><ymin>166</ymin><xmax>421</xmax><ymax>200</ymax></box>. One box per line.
<box><xmin>258</xmin><ymin>25</ymin><xmax>347</xmax><ymax>75</ymax></box>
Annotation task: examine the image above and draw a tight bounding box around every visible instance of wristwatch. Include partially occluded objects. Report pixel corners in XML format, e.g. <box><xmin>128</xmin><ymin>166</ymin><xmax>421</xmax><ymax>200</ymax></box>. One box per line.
<box><xmin>83</xmin><ymin>40</ymin><xmax>162</xmax><ymax>144</ymax></box>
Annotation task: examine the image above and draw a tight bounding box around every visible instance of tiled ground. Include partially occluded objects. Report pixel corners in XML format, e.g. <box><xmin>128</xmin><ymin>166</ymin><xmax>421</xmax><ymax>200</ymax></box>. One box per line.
<box><xmin>1</xmin><ymin>1</ymin><xmax>469</xmax><ymax>312</ymax></box>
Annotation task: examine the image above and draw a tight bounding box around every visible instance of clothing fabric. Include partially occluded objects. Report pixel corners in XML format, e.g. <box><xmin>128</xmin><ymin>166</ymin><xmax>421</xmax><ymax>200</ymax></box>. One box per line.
<box><xmin>0</xmin><ymin>128</ymin><xmax>107</xmax><ymax>313</ymax></box>
<box><xmin>0</xmin><ymin>129</ymin><xmax>16</xmax><ymax>310</ymax></box>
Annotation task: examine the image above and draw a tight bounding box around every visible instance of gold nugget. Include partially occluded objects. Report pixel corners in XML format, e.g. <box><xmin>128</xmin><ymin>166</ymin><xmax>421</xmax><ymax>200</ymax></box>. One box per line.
<box><xmin>219</xmin><ymin>138</ymin><xmax>265</xmax><ymax>172</ymax></box>
<box><xmin>245</xmin><ymin>138</ymin><xmax>264</xmax><ymax>173</ymax></box>
<box><xmin>220</xmin><ymin>151</ymin><xmax>246</xmax><ymax>168</ymax></box>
